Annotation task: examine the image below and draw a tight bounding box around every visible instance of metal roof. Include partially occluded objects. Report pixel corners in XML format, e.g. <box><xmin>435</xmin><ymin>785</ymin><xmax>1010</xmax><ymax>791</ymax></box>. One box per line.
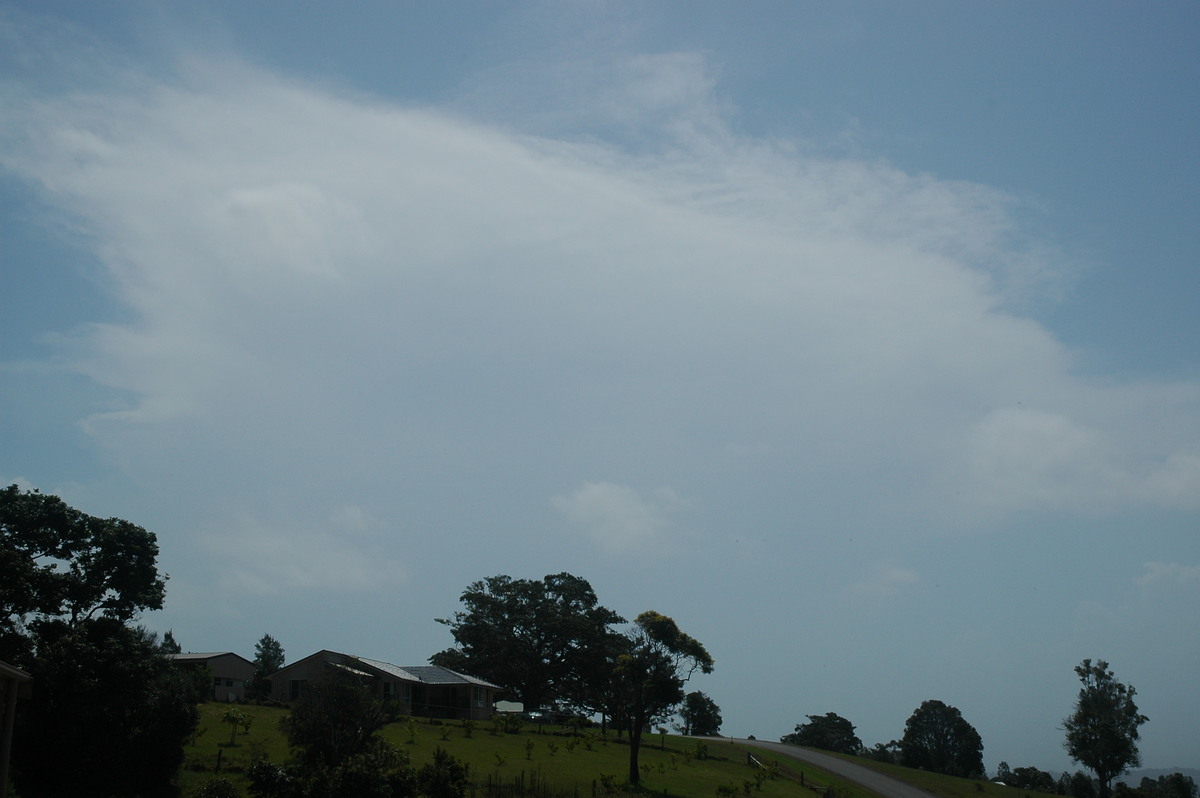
<box><xmin>350</xmin><ymin>657</ymin><xmax>499</xmax><ymax>688</ymax></box>
<box><xmin>352</xmin><ymin>656</ymin><xmax>421</xmax><ymax>682</ymax></box>
<box><xmin>398</xmin><ymin>665</ymin><xmax>500</xmax><ymax>688</ymax></box>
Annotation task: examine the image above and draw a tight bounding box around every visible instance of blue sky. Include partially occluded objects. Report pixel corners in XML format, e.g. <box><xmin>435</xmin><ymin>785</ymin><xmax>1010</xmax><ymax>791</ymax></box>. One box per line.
<box><xmin>2</xmin><ymin>0</ymin><xmax>1198</xmax><ymax>774</ymax></box>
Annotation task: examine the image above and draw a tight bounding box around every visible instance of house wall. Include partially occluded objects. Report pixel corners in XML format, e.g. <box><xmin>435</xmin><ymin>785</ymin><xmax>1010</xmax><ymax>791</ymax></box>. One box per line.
<box><xmin>414</xmin><ymin>684</ymin><xmax>495</xmax><ymax>721</ymax></box>
<box><xmin>269</xmin><ymin>652</ymin><xmax>336</xmax><ymax>703</ymax></box>
<box><xmin>208</xmin><ymin>653</ymin><xmax>256</xmax><ymax>702</ymax></box>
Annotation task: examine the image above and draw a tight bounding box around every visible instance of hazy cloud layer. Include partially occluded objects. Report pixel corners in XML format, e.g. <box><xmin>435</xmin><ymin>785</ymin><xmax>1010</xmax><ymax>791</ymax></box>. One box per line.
<box><xmin>2</xmin><ymin>12</ymin><xmax>1199</xmax><ymax>770</ymax></box>
<box><xmin>4</xmin><ymin>52</ymin><xmax>1196</xmax><ymax>558</ymax></box>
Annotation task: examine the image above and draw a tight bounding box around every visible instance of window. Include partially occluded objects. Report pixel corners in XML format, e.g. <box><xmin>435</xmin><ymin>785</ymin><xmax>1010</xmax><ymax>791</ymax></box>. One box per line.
<box><xmin>474</xmin><ymin>687</ymin><xmax>485</xmax><ymax>707</ymax></box>
<box><xmin>289</xmin><ymin>679</ymin><xmax>307</xmax><ymax>700</ymax></box>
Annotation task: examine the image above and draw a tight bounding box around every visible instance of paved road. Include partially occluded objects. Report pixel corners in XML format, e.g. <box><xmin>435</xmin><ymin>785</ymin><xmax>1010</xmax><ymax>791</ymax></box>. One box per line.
<box><xmin>709</xmin><ymin>738</ymin><xmax>937</xmax><ymax>798</ymax></box>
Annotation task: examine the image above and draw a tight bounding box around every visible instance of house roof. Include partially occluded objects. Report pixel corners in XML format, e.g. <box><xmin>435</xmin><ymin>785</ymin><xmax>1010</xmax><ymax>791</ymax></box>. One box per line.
<box><xmin>0</xmin><ymin>660</ymin><xmax>32</xmax><ymax>683</ymax></box>
<box><xmin>396</xmin><ymin>664</ymin><xmax>500</xmax><ymax>689</ymax></box>
<box><xmin>349</xmin><ymin>656</ymin><xmax>500</xmax><ymax>689</ymax></box>
<box><xmin>352</xmin><ymin>656</ymin><xmax>420</xmax><ymax>682</ymax></box>
<box><xmin>169</xmin><ymin>652</ymin><xmax>255</xmax><ymax>666</ymax></box>
<box><xmin>269</xmin><ymin>650</ymin><xmax>500</xmax><ymax>690</ymax></box>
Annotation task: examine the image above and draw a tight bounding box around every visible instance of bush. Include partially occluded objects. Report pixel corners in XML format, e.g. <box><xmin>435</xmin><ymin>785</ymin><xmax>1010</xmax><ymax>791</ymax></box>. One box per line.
<box><xmin>417</xmin><ymin>747</ymin><xmax>469</xmax><ymax>798</ymax></box>
<box><xmin>196</xmin><ymin>777</ymin><xmax>242</xmax><ymax>798</ymax></box>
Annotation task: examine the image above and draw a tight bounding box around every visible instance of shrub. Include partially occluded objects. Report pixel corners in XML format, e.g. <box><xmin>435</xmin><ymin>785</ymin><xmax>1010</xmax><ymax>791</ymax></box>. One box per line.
<box><xmin>417</xmin><ymin>747</ymin><xmax>469</xmax><ymax>798</ymax></box>
<box><xmin>195</xmin><ymin>776</ymin><xmax>241</xmax><ymax>798</ymax></box>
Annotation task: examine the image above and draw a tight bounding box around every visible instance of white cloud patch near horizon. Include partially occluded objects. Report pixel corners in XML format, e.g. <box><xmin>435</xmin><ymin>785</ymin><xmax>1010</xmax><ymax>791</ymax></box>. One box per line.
<box><xmin>551</xmin><ymin>482</ymin><xmax>681</xmax><ymax>554</ymax></box>
<box><xmin>200</xmin><ymin>508</ymin><xmax>404</xmax><ymax>597</ymax></box>
<box><xmin>2</xmin><ymin>39</ymin><xmax>1200</xmax><ymax>593</ymax></box>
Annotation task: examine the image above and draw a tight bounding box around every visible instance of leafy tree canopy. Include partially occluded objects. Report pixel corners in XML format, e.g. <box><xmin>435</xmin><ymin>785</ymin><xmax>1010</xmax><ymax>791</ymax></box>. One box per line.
<box><xmin>1064</xmin><ymin>659</ymin><xmax>1149</xmax><ymax>798</ymax></box>
<box><xmin>678</xmin><ymin>690</ymin><xmax>723</xmax><ymax>737</ymax></box>
<box><xmin>161</xmin><ymin>628</ymin><xmax>182</xmax><ymax>654</ymax></box>
<box><xmin>613</xmin><ymin>610</ymin><xmax>714</xmax><ymax>784</ymax></box>
<box><xmin>252</xmin><ymin>632</ymin><xmax>286</xmax><ymax>697</ymax></box>
<box><xmin>431</xmin><ymin>572</ymin><xmax>624</xmax><ymax>710</ymax></box>
<box><xmin>900</xmin><ymin>699</ymin><xmax>985</xmax><ymax>778</ymax></box>
<box><xmin>283</xmin><ymin>670</ymin><xmax>389</xmax><ymax>769</ymax></box>
<box><xmin>259</xmin><ymin>670</ymin><xmax>417</xmax><ymax>798</ymax></box>
<box><xmin>782</xmin><ymin>712</ymin><xmax>863</xmax><ymax>755</ymax></box>
<box><xmin>1</xmin><ymin>484</ymin><xmax>165</xmax><ymax>661</ymax></box>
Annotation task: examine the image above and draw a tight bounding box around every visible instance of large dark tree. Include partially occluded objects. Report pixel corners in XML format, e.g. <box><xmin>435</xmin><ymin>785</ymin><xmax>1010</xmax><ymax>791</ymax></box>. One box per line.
<box><xmin>1</xmin><ymin>484</ymin><xmax>194</xmax><ymax>797</ymax></box>
<box><xmin>13</xmin><ymin>619</ymin><xmax>201</xmax><ymax>797</ymax></box>
<box><xmin>678</xmin><ymin>691</ymin><xmax>722</xmax><ymax>736</ymax></box>
<box><xmin>611</xmin><ymin>611</ymin><xmax>714</xmax><ymax>785</ymax></box>
<box><xmin>900</xmin><ymin>699</ymin><xmax>985</xmax><ymax>778</ymax></box>
<box><xmin>782</xmin><ymin>712</ymin><xmax>863</xmax><ymax>754</ymax></box>
<box><xmin>1064</xmin><ymin>659</ymin><xmax>1149</xmax><ymax>798</ymax></box>
<box><xmin>431</xmin><ymin>573</ymin><xmax>624</xmax><ymax>710</ymax></box>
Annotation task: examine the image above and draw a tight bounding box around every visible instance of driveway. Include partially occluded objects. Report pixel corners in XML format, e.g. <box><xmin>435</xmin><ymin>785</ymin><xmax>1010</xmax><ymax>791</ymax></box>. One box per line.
<box><xmin>712</xmin><ymin>738</ymin><xmax>938</xmax><ymax>798</ymax></box>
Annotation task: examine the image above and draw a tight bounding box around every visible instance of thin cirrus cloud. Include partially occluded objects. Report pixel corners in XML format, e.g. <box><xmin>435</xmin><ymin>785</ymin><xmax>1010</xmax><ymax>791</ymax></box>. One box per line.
<box><xmin>2</xmin><ymin>42</ymin><xmax>1199</xmax><ymax>575</ymax></box>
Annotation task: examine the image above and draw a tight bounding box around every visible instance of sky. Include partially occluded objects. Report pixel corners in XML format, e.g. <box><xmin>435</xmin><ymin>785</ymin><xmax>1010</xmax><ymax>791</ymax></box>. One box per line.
<box><xmin>2</xmin><ymin>0</ymin><xmax>1198</xmax><ymax>776</ymax></box>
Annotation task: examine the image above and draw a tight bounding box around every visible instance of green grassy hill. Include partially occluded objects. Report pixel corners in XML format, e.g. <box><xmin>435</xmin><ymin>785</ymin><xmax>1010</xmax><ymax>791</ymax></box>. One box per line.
<box><xmin>179</xmin><ymin>704</ymin><xmax>876</xmax><ymax>797</ymax></box>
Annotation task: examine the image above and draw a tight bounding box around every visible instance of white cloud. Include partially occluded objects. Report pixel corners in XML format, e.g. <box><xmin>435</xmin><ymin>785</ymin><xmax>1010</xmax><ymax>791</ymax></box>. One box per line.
<box><xmin>1136</xmin><ymin>561</ymin><xmax>1200</xmax><ymax>587</ymax></box>
<box><xmin>848</xmin><ymin>562</ymin><xmax>921</xmax><ymax>601</ymax></box>
<box><xmin>552</xmin><ymin>482</ymin><xmax>681</xmax><ymax>554</ymax></box>
<box><xmin>199</xmin><ymin>511</ymin><xmax>404</xmax><ymax>597</ymax></box>
<box><xmin>1</xmin><ymin>36</ymin><xmax>1198</xmax><ymax>564</ymax></box>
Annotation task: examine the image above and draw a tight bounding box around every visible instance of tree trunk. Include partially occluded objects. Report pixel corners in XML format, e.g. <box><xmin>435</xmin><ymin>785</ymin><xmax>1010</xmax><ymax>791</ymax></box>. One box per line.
<box><xmin>628</xmin><ymin>723</ymin><xmax>643</xmax><ymax>784</ymax></box>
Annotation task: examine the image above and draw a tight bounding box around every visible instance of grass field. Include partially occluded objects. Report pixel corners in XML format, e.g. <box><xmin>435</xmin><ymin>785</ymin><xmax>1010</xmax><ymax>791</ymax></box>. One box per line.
<box><xmin>178</xmin><ymin>703</ymin><xmax>878</xmax><ymax>797</ymax></box>
<box><xmin>180</xmin><ymin>704</ymin><xmax>1065</xmax><ymax>798</ymax></box>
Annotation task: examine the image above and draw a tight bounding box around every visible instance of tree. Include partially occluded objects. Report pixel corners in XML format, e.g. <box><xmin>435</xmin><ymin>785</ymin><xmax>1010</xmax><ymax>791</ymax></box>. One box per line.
<box><xmin>417</xmin><ymin>747</ymin><xmax>469</xmax><ymax>798</ymax></box>
<box><xmin>255</xmin><ymin>670</ymin><xmax>415</xmax><ymax>798</ymax></box>
<box><xmin>252</xmin><ymin>633</ymin><xmax>286</xmax><ymax>698</ymax></box>
<box><xmin>1</xmin><ymin>485</ymin><xmax>194</xmax><ymax>797</ymax></box>
<box><xmin>900</xmin><ymin>699</ymin><xmax>984</xmax><ymax>778</ymax></box>
<box><xmin>161</xmin><ymin>628</ymin><xmax>182</xmax><ymax>654</ymax></box>
<box><xmin>611</xmin><ymin>611</ymin><xmax>714</xmax><ymax>784</ymax></box>
<box><xmin>1064</xmin><ymin>659</ymin><xmax>1149</xmax><ymax>798</ymax></box>
<box><xmin>678</xmin><ymin>691</ymin><xmax>722</xmax><ymax>736</ymax></box>
<box><xmin>283</xmin><ymin>670</ymin><xmax>389</xmax><ymax>769</ymax></box>
<box><xmin>783</xmin><ymin>712</ymin><xmax>863</xmax><ymax>754</ymax></box>
<box><xmin>13</xmin><ymin>619</ymin><xmax>201</xmax><ymax>797</ymax></box>
<box><xmin>1009</xmin><ymin>766</ymin><xmax>1057</xmax><ymax>792</ymax></box>
<box><xmin>432</xmin><ymin>573</ymin><xmax>624</xmax><ymax>711</ymax></box>
<box><xmin>862</xmin><ymin>740</ymin><xmax>901</xmax><ymax>764</ymax></box>
<box><xmin>1136</xmin><ymin>774</ymin><xmax>1199</xmax><ymax>798</ymax></box>
<box><xmin>1</xmin><ymin>484</ymin><xmax>166</xmax><ymax>662</ymax></box>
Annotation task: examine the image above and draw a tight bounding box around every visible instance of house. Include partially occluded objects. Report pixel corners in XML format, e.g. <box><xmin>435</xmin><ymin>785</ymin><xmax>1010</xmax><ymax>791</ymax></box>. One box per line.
<box><xmin>170</xmin><ymin>652</ymin><xmax>256</xmax><ymax>702</ymax></box>
<box><xmin>269</xmin><ymin>650</ymin><xmax>499</xmax><ymax>721</ymax></box>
